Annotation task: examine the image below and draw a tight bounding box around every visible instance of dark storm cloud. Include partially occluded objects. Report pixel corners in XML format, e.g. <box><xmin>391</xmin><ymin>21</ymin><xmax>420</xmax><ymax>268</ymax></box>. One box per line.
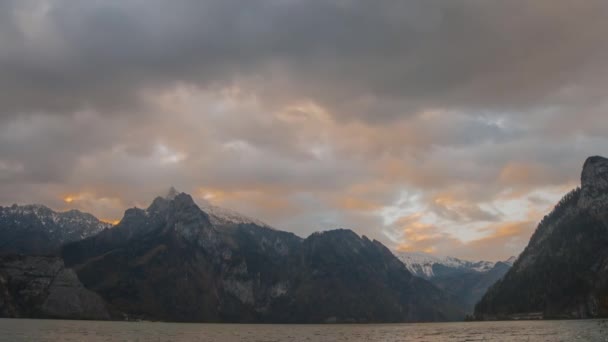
<box><xmin>2</xmin><ymin>0</ymin><xmax>608</xmax><ymax>120</ymax></box>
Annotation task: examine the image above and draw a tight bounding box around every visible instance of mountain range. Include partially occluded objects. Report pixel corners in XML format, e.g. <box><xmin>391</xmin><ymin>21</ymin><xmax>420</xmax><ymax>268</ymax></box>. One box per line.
<box><xmin>2</xmin><ymin>156</ymin><xmax>608</xmax><ymax>322</ymax></box>
<box><xmin>0</xmin><ymin>191</ymin><xmax>473</xmax><ymax>322</ymax></box>
<box><xmin>58</xmin><ymin>191</ymin><xmax>462</xmax><ymax>322</ymax></box>
<box><xmin>0</xmin><ymin>204</ymin><xmax>111</xmax><ymax>255</ymax></box>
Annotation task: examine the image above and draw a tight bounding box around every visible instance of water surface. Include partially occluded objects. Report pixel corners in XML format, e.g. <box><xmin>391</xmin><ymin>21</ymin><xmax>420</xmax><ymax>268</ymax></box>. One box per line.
<box><xmin>1</xmin><ymin>318</ymin><xmax>607</xmax><ymax>341</ymax></box>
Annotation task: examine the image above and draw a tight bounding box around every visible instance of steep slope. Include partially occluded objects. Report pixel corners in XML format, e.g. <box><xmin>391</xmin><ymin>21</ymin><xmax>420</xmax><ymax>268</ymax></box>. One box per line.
<box><xmin>475</xmin><ymin>156</ymin><xmax>608</xmax><ymax>320</ymax></box>
<box><xmin>62</xmin><ymin>192</ymin><xmax>463</xmax><ymax>323</ymax></box>
<box><xmin>0</xmin><ymin>255</ymin><xmax>109</xmax><ymax>320</ymax></box>
<box><xmin>396</xmin><ymin>252</ymin><xmax>513</xmax><ymax>313</ymax></box>
<box><xmin>0</xmin><ymin>205</ymin><xmax>111</xmax><ymax>255</ymax></box>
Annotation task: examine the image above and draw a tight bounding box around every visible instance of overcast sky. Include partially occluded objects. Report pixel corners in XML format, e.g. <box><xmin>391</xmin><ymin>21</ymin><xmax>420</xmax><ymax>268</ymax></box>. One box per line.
<box><xmin>1</xmin><ymin>0</ymin><xmax>607</xmax><ymax>260</ymax></box>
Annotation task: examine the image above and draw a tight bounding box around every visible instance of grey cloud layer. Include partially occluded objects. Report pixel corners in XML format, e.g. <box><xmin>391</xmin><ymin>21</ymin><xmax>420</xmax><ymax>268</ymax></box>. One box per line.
<box><xmin>1</xmin><ymin>0</ymin><xmax>608</xmax><ymax>259</ymax></box>
<box><xmin>2</xmin><ymin>0</ymin><xmax>608</xmax><ymax>118</ymax></box>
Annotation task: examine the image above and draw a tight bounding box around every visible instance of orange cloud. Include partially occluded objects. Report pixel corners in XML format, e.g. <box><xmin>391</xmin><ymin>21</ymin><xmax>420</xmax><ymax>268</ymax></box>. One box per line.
<box><xmin>196</xmin><ymin>186</ymin><xmax>300</xmax><ymax>223</ymax></box>
<box><xmin>499</xmin><ymin>162</ymin><xmax>545</xmax><ymax>185</ymax></box>
<box><xmin>332</xmin><ymin>196</ymin><xmax>382</xmax><ymax>212</ymax></box>
<box><xmin>395</xmin><ymin>210</ymin><xmax>537</xmax><ymax>261</ymax></box>
<box><xmin>58</xmin><ymin>191</ymin><xmax>125</xmax><ymax>224</ymax></box>
<box><xmin>394</xmin><ymin>213</ymin><xmax>448</xmax><ymax>252</ymax></box>
<box><xmin>100</xmin><ymin>218</ymin><xmax>121</xmax><ymax>225</ymax></box>
<box><xmin>475</xmin><ymin>221</ymin><xmax>534</xmax><ymax>241</ymax></box>
<box><xmin>498</xmin><ymin>162</ymin><xmax>571</xmax><ymax>189</ymax></box>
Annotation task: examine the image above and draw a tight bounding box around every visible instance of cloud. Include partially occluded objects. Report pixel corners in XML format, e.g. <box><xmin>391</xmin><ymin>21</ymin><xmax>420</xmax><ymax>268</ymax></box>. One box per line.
<box><xmin>396</xmin><ymin>213</ymin><xmax>537</xmax><ymax>261</ymax></box>
<box><xmin>2</xmin><ymin>0</ymin><xmax>608</xmax><ymax>120</ymax></box>
<box><xmin>1</xmin><ymin>0</ymin><xmax>608</xmax><ymax>260</ymax></box>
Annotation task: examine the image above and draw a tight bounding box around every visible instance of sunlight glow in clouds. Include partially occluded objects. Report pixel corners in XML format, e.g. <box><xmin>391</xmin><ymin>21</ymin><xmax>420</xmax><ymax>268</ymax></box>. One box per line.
<box><xmin>1</xmin><ymin>0</ymin><xmax>608</xmax><ymax>260</ymax></box>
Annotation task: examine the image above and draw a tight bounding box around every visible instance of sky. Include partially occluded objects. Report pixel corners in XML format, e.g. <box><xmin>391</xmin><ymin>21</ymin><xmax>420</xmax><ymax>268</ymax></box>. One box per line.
<box><xmin>1</xmin><ymin>0</ymin><xmax>608</xmax><ymax>261</ymax></box>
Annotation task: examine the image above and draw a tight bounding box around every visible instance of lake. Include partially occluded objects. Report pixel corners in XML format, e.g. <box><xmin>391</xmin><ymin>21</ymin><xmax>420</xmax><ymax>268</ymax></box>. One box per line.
<box><xmin>1</xmin><ymin>318</ymin><xmax>607</xmax><ymax>341</ymax></box>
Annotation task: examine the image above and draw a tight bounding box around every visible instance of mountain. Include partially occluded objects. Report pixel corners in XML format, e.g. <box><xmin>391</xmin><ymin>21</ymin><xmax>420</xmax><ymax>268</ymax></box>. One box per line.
<box><xmin>396</xmin><ymin>252</ymin><xmax>499</xmax><ymax>279</ymax></box>
<box><xmin>431</xmin><ymin>260</ymin><xmax>513</xmax><ymax>314</ymax></box>
<box><xmin>0</xmin><ymin>204</ymin><xmax>112</xmax><ymax>255</ymax></box>
<box><xmin>475</xmin><ymin>156</ymin><xmax>608</xmax><ymax>320</ymax></box>
<box><xmin>0</xmin><ymin>255</ymin><xmax>109</xmax><ymax>319</ymax></box>
<box><xmin>168</xmin><ymin>186</ymin><xmax>272</xmax><ymax>228</ymax></box>
<box><xmin>396</xmin><ymin>252</ymin><xmax>514</xmax><ymax>313</ymax></box>
<box><xmin>62</xmin><ymin>191</ymin><xmax>463</xmax><ymax>323</ymax></box>
<box><xmin>198</xmin><ymin>200</ymin><xmax>273</xmax><ymax>228</ymax></box>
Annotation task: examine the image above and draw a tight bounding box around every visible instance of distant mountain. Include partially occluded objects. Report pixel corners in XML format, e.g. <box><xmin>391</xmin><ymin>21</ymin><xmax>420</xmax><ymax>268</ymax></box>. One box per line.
<box><xmin>475</xmin><ymin>156</ymin><xmax>608</xmax><ymax>320</ymax></box>
<box><xmin>396</xmin><ymin>252</ymin><xmax>514</xmax><ymax>313</ymax></box>
<box><xmin>396</xmin><ymin>252</ymin><xmax>500</xmax><ymax>279</ymax></box>
<box><xmin>0</xmin><ymin>204</ymin><xmax>111</xmax><ymax>255</ymax></box>
<box><xmin>62</xmin><ymin>191</ymin><xmax>464</xmax><ymax>323</ymax></box>
<box><xmin>432</xmin><ymin>260</ymin><xmax>513</xmax><ymax>314</ymax></box>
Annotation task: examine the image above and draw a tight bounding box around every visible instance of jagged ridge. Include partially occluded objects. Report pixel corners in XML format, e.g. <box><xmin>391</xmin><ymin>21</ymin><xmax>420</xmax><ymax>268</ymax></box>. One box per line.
<box><xmin>0</xmin><ymin>204</ymin><xmax>111</xmax><ymax>255</ymax></box>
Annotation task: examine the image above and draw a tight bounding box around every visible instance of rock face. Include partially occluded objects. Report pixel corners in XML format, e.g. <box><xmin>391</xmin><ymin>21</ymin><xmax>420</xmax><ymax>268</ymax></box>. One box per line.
<box><xmin>62</xmin><ymin>192</ymin><xmax>463</xmax><ymax>323</ymax></box>
<box><xmin>579</xmin><ymin>156</ymin><xmax>608</xmax><ymax>212</ymax></box>
<box><xmin>0</xmin><ymin>255</ymin><xmax>109</xmax><ymax>319</ymax></box>
<box><xmin>0</xmin><ymin>205</ymin><xmax>111</xmax><ymax>255</ymax></box>
<box><xmin>475</xmin><ymin>156</ymin><xmax>608</xmax><ymax>320</ymax></box>
<box><xmin>396</xmin><ymin>252</ymin><xmax>513</xmax><ymax>313</ymax></box>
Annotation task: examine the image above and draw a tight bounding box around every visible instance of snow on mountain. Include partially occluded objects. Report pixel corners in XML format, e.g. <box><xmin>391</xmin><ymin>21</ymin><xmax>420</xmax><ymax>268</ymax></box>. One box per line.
<box><xmin>395</xmin><ymin>251</ymin><xmax>504</xmax><ymax>279</ymax></box>
<box><xmin>164</xmin><ymin>187</ymin><xmax>274</xmax><ymax>228</ymax></box>
<box><xmin>0</xmin><ymin>204</ymin><xmax>112</xmax><ymax>254</ymax></box>
<box><xmin>199</xmin><ymin>201</ymin><xmax>274</xmax><ymax>228</ymax></box>
<box><xmin>0</xmin><ymin>204</ymin><xmax>111</xmax><ymax>238</ymax></box>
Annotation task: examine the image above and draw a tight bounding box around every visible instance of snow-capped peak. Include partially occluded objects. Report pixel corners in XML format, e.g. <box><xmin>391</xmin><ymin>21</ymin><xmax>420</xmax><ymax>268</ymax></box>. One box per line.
<box><xmin>395</xmin><ymin>251</ymin><xmax>498</xmax><ymax>279</ymax></box>
<box><xmin>0</xmin><ymin>203</ymin><xmax>111</xmax><ymax>242</ymax></box>
<box><xmin>152</xmin><ymin>188</ymin><xmax>274</xmax><ymax>228</ymax></box>
<box><xmin>197</xmin><ymin>199</ymin><xmax>273</xmax><ymax>229</ymax></box>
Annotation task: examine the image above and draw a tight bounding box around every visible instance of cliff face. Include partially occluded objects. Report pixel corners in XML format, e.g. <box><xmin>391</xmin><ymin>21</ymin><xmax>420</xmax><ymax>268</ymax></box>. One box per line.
<box><xmin>475</xmin><ymin>156</ymin><xmax>608</xmax><ymax>320</ymax></box>
<box><xmin>62</xmin><ymin>193</ymin><xmax>463</xmax><ymax>323</ymax></box>
<box><xmin>0</xmin><ymin>255</ymin><xmax>109</xmax><ymax>320</ymax></box>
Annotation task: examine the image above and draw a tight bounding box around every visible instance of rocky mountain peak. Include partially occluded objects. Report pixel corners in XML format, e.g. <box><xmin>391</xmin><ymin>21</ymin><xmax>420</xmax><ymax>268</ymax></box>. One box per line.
<box><xmin>579</xmin><ymin>155</ymin><xmax>608</xmax><ymax>211</ymax></box>
<box><xmin>581</xmin><ymin>156</ymin><xmax>608</xmax><ymax>190</ymax></box>
<box><xmin>165</xmin><ymin>186</ymin><xmax>180</xmax><ymax>200</ymax></box>
<box><xmin>148</xmin><ymin>188</ymin><xmax>197</xmax><ymax>213</ymax></box>
<box><xmin>172</xmin><ymin>192</ymin><xmax>197</xmax><ymax>208</ymax></box>
<box><xmin>147</xmin><ymin>190</ymin><xmax>196</xmax><ymax>214</ymax></box>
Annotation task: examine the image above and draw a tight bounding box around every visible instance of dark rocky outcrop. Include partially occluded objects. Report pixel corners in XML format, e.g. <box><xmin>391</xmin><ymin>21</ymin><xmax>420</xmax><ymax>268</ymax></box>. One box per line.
<box><xmin>475</xmin><ymin>156</ymin><xmax>608</xmax><ymax>320</ymax></box>
<box><xmin>0</xmin><ymin>255</ymin><xmax>109</xmax><ymax>320</ymax></box>
<box><xmin>62</xmin><ymin>192</ymin><xmax>464</xmax><ymax>323</ymax></box>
